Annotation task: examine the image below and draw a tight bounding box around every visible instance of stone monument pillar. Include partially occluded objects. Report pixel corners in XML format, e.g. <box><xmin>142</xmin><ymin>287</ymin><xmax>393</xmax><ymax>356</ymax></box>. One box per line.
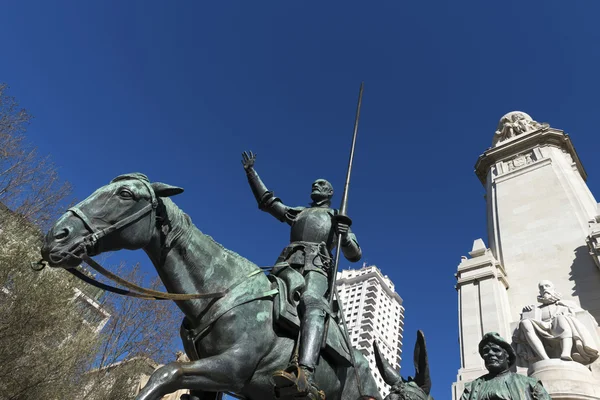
<box><xmin>453</xmin><ymin>111</ymin><xmax>600</xmax><ymax>399</ymax></box>
<box><xmin>452</xmin><ymin>238</ymin><xmax>513</xmax><ymax>398</ymax></box>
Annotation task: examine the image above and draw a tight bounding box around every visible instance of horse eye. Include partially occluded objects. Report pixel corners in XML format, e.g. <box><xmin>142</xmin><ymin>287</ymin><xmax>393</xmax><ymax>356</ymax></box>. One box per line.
<box><xmin>119</xmin><ymin>190</ymin><xmax>133</xmax><ymax>199</ymax></box>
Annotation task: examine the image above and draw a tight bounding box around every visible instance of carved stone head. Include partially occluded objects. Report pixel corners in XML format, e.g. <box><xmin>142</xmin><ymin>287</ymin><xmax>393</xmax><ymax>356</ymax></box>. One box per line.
<box><xmin>537</xmin><ymin>280</ymin><xmax>562</xmax><ymax>304</ymax></box>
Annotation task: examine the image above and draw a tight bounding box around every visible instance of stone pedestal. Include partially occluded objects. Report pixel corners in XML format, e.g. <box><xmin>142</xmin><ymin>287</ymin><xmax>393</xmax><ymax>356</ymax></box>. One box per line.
<box><xmin>529</xmin><ymin>360</ymin><xmax>600</xmax><ymax>400</ymax></box>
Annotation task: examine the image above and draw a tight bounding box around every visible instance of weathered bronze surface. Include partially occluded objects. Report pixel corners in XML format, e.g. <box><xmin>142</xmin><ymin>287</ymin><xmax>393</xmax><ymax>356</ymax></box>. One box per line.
<box><xmin>242</xmin><ymin>150</ymin><xmax>362</xmax><ymax>398</ymax></box>
<box><xmin>41</xmin><ymin>173</ymin><xmax>380</xmax><ymax>400</ymax></box>
<box><xmin>460</xmin><ymin>332</ymin><xmax>551</xmax><ymax>400</ymax></box>
<box><xmin>374</xmin><ymin>330</ymin><xmax>433</xmax><ymax>400</ymax></box>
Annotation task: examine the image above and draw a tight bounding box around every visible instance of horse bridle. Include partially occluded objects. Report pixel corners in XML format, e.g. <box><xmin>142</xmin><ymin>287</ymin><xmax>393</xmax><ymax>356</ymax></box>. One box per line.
<box><xmin>40</xmin><ymin>177</ymin><xmax>230</xmax><ymax>301</ymax></box>
<box><xmin>67</xmin><ymin>178</ymin><xmax>159</xmax><ymax>256</ymax></box>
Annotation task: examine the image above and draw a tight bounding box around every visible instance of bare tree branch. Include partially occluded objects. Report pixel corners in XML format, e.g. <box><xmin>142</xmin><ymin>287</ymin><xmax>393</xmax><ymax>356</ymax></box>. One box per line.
<box><xmin>0</xmin><ymin>83</ymin><xmax>73</xmax><ymax>231</ymax></box>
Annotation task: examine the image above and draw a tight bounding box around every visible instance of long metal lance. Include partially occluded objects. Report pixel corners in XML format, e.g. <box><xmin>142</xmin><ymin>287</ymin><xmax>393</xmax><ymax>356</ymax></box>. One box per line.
<box><xmin>325</xmin><ymin>81</ymin><xmax>365</xmax><ymax>396</ymax></box>
<box><xmin>328</xmin><ymin>81</ymin><xmax>363</xmax><ymax>302</ymax></box>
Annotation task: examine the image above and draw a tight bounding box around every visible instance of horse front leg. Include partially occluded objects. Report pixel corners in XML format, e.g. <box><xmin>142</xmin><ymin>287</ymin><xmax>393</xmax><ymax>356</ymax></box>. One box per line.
<box><xmin>135</xmin><ymin>353</ymin><xmax>255</xmax><ymax>400</ymax></box>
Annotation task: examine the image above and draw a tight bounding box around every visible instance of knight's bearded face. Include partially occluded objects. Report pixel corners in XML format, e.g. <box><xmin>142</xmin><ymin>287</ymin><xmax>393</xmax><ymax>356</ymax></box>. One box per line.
<box><xmin>311</xmin><ymin>179</ymin><xmax>333</xmax><ymax>204</ymax></box>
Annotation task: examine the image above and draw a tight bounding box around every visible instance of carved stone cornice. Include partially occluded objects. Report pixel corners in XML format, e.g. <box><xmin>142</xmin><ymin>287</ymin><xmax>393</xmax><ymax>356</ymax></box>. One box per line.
<box><xmin>475</xmin><ymin>127</ymin><xmax>587</xmax><ymax>186</ymax></box>
<box><xmin>455</xmin><ymin>248</ymin><xmax>509</xmax><ymax>290</ymax></box>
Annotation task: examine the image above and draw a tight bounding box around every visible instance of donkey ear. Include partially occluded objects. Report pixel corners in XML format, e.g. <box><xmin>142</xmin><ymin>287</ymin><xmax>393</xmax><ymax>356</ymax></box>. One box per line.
<box><xmin>151</xmin><ymin>182</ymin><xmax>184</xmax><ymax>197</ymax></box>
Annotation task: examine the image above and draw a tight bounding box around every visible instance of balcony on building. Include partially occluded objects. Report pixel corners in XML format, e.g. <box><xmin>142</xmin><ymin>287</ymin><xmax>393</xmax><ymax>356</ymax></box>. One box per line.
<box><xmin>362</xmin><ymin>310</ymin><xmax>374</xmax><ymax>319</ymax></box>
<box><xmin>363</xmin><ymin>303</ymin><xmax>375</xmax><ymax>312</ymax></box>
<box><xmin>358</xmin><ymin>336</ymin><xmax>373</xmax><ymax>348</ymax></box>
<box><xmin>359</xmin><ymin>330</ymin><xmax>373</xmax><ymax>341</ymax></box>
<box><xmin>360</xmin><ymin>320</ymin><xmax>373</xmax><ymax>332</ymax></box>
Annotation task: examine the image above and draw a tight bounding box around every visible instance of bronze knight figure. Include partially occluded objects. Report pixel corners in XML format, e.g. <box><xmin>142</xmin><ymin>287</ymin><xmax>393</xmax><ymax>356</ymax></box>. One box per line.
<box><xmin>242</xmin><ymin>151</ymin><xmax>362</xmax><ymax>399</ymax></box>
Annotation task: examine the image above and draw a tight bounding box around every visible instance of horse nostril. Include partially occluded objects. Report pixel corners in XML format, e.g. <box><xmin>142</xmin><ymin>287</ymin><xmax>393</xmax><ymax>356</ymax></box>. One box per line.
<box><xmin>54</xmin><ymin>228</ymin><xmax>70</xmax><ymax>241</ymax></box>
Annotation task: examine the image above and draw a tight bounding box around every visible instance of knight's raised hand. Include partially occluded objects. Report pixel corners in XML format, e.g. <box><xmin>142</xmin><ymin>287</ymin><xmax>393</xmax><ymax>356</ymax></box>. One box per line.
<box><xmin>241</xmin><ymin>151</ymin><xmax>257</xmax><ymax>171</ymax></box>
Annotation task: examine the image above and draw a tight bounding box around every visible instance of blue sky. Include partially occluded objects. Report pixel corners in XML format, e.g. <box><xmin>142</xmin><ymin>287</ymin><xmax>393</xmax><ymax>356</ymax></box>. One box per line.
<box><xmin>3</xmin><ymin>1</ymin><xmax>600</xmax><ymax>398</ymax></box>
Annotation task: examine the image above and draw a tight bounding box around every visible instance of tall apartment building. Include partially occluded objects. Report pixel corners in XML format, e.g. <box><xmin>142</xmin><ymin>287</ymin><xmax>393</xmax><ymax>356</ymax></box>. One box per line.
<box><xmin>336</xmin><ymin>264</ymin><xmax>405</xmax><ymax>397</ymax></box>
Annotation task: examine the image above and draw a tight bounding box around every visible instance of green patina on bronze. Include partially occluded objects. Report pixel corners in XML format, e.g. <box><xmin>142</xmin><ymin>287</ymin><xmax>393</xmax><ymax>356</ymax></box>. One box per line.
<box><xmin>241</xmin><ymin>150</ymin><xmax>363</xmax><ymax>399</ymax></box>
<box><xmin>41</xmin><ymin>173</ymin><xmax>381</xmax><ymax>400</ymax></box>
<box><xmin>460</xmin><ymin>332</ymin><xmax>552</xmax><ymax>400</ymax></box>
<box><xmin>375</xmin><ymin>330</ymin><xmax>434</xmax><ymax>400</ymax></box>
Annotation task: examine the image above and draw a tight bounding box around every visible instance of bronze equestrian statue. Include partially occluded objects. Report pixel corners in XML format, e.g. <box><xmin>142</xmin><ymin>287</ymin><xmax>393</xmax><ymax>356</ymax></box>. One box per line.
<box><xmin>40</xmin><ymin>173</ymin><xmax>380</xmax><ymax>400</ymax></box>
<box><xmin>241</xmin><ymin>151</ymin><xmax>362</xmax><ymax>399</ymax></box>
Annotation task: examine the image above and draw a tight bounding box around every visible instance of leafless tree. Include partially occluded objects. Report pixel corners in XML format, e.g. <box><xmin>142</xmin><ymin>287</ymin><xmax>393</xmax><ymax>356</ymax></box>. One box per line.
<box><xmin>80</xmin><ymin>263</ymin><xmax>182</xmax><ymax>400</ymax></box>
<box><xmin>0</xmin><ymin>212</ymin><xmax>182</xmax><ymax>400</ymax></box>
<box><xmin>0</xmin><ymin>84</ymin><xmax>182</xmax><ymax>399</ymax></box>
<box><xmin>0</xmin><ymin>83</ymin><xmax>72</xmax><ymax>230</ymax></box>
<box><xmin>0</xmin><ymin>207</ymin><xmax>101</xmax><ymax>400</ymax></box>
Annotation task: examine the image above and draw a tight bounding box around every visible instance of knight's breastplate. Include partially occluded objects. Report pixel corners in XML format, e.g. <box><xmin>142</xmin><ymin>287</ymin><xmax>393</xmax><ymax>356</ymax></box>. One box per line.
<box><xmin>289</xmin><ymin>207</ymin><xmax>335</xmax><ymax>245</ymax></box>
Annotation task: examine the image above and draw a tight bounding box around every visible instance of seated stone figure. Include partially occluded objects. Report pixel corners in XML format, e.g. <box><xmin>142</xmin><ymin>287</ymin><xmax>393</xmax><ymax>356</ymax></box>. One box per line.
<box><xmin>513</xmin><ymin>280</ymin><xmax>599</xmax><ymax>365</ymax></box>
<box><xmin>460</xmin><ymin>332</ymin><xmax>551</xmax><ymax>400</ymax></box>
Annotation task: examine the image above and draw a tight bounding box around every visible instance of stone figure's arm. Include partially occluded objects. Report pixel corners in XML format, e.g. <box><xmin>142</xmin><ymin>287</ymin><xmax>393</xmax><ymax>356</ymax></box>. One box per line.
<box><xmin>242</xmin><ymin>151</ymin><xmax>290</xmax><ymax>223</ymax></box>
<box><xmin>558</xmin><ymin>300</ymin><xmax>583</xmax><ymax>315</ymax></box>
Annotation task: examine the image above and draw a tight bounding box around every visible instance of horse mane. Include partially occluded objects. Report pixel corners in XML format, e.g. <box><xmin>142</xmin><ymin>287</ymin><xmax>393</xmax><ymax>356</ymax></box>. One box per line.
<box><xmin>160</xmin><ymin>197</ymin><xmax>259</xmax><ymax>270</ymax></box>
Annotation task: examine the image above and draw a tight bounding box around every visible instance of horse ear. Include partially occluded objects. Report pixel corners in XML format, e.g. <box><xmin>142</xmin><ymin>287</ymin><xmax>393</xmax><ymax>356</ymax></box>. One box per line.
<box><xmin>373</xmin><ymin>340</ymin><xmax>403</xmax><ymax>387</ymax></box>
<box><xmin>151</xmin><ymin>182</ymin><xmax>184</xmax><ymax>197</ymax></box>
<box><xmin>413</xmin><ymin>330</ymin><xmax>432</xmax><ymax>395</ymax></box>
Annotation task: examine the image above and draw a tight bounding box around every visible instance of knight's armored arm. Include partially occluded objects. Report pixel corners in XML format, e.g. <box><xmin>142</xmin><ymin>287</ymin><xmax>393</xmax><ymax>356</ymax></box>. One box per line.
<box><xmin>341</xmin><ymin>228</ymin><xmax>362</xmax><ymax>263</ymax></box>
<box><xmin>245</xmin><ymin>168</ymin><xmax>289</xmax><ymax>222</ymax></box>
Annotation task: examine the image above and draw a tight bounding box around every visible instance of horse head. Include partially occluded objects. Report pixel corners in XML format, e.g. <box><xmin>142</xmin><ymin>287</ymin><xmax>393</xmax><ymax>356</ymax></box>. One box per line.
<box><xmin>41</xmin><ymin>173</ymin><xmax>183</xmax><ymax>268</ymax></box>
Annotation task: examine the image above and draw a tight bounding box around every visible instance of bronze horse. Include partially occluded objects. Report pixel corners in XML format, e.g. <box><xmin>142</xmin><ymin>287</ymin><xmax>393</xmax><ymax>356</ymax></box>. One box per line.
<box><xmin>41</xmin><ymin>173</ymin><xmax>381</xmax><ymax>400</ymax></box>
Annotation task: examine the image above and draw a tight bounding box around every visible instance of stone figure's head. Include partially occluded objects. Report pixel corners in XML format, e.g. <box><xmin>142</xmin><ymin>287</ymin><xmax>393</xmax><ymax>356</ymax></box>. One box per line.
<box><xmin>537</xmin><ymin>280</ymin><xmax>562</xmax><ymax>304</ymax></box>
<box><xmin>310</xmin><ymin>178</ymin><xmax>334</xmax><ymax>206</ymax></box>
<box><xmin>479</xmin><ymin>332</ymin><xmax>516</xmax><ymax>374</ymax></box>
